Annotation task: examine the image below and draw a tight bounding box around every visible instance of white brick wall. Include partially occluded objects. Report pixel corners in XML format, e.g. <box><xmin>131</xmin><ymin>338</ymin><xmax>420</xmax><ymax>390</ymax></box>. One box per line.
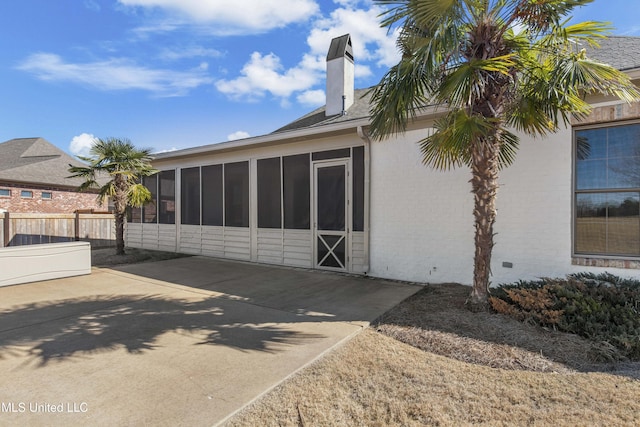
<box><xmin>368</xmin><ymin>125</ymin><xmax>640</xmax><ymax>285</ymax></box>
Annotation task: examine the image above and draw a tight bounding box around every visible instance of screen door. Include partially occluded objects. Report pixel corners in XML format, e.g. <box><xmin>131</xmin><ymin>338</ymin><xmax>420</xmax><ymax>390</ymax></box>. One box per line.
<box><xmin>314</xmin><ymin>161</ymin><xmax>348</xmax><ymax>270</ymax></box>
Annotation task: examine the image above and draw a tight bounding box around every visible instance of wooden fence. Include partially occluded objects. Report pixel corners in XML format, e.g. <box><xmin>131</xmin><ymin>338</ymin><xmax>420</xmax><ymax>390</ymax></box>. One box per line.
<box><xmin>0</xmin><ymin>212</ymin><xmax>115</xmax><ymax>248</ymax></box>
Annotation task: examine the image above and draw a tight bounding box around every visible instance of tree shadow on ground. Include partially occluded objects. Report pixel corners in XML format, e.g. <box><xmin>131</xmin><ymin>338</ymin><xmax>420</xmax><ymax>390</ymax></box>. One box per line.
<box><xmin>0</xmin><ymin>294</ymin><xmax>324</xmax><ymax>367</ymax></box>
<box><xmin>374</xmin><ymin>283</ymin><xmax>640</xmax><ymax>380</ymax></box>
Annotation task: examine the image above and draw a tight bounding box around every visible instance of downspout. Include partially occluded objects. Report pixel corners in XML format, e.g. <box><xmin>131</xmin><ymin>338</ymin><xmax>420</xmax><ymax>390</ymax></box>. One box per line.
<box><xmin>357</xmin><ymin>125</ymin><xmax>371</xmax><ymax>275</ymax></box>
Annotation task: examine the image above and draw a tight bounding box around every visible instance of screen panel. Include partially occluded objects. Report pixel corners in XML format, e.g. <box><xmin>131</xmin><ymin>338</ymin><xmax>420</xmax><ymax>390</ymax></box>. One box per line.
<box><xmin>257</xmin><ymin>157</ymin><xmax>282</xmax><ymax>228</ymax></box>
<box><xmin>181</xmin><ymin>167</ymin><xmax>200</xmax><ymax>225</ymax></box>
<box><xmin>224</xmin><ymin>161</ymin><xmax>249</xmax><ymax>227</ymax></box>
<box><xmin>283</xmin><ymin>154</ymin><xmax>310</xmax><ymax>229</ymax></box>
<box><xmin>202</xmin><ymin>164</ymin><xmax>223</xmax><ymax>226</ymax></box>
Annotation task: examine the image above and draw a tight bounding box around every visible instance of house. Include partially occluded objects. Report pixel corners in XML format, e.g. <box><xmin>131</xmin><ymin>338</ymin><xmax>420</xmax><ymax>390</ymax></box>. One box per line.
<box><xmin>0</xmin><ymin>137</ymin><xmax>103</xmax><ymax>213</ymax></box>
<box><xmin>126</xmin><ymin>35</ymin><xmax>640</xmax><ymax>285</ymax></box>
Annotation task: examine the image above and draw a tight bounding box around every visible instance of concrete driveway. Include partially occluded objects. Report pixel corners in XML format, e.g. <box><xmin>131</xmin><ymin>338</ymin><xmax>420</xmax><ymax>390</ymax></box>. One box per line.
<box><xmin>0</xmin><ymin>256</ymin><xmax>419</xmax><ymax>426</ymax></box>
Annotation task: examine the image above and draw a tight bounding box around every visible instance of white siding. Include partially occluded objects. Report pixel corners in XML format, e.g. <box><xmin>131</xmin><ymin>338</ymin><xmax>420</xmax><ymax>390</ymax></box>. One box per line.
<box><xmin>158</xmin><ymin>224</ymin><xmax>176</xmax><ymax>252</ymax></box>
<box><xmin>257</xmin><ymin>228</ymin><xmax>284</xmax><ymax>264</ymax></box>
<box><xmin>351</xmin><ymin>231</ymin><xmax>366</xmax><ymax>274</ymax></box>
<box><xmin>126</xmin><ymin>223</ymin><xmax>143</xmax><ymax>248</ymax></box>
<box><xmin>201</xmin><ymin>226</ymin><xmax>224</xmax><ymax>257</ymax></box>
<box><xmin>223</xmin><ymin>227</ymin><xmax>251</xmax><ymax>260</ymax></box>
<box><xmin>179</xmin><ymin>225</ymin><xmax>201</xmax><ymax>254</ymax></box>
<box><xmin>283</xmin><ymin>230</ymin><xmax>313</xmax><ymax>268</ymax></box>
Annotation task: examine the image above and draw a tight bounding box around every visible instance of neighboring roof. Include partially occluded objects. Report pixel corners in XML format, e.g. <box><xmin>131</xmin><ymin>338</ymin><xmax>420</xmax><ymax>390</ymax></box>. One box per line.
<box><xmin>582</xmin><ymin>36</ymin><xmax>640</xmax><ymax>72</ymax></box>
<box><xmin>0</xmin><ymin>137</ymin><xmax>91</xmax><ymax>189</ymax></box>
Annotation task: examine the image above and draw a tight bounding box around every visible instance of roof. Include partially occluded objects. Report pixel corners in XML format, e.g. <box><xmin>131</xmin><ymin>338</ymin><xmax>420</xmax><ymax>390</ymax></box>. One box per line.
<box><xmin>0</xmin><ymin>137</ymin><xmax>92</xmax><ymax>189</ymax></box>
<box><xmin>582</xmin><ymin>36</ymin><xmax>640</xmax><ymax>72</ymax></box>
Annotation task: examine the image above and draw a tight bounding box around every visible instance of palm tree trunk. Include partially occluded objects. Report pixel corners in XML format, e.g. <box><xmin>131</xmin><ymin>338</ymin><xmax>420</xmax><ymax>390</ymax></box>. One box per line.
<box><xmin>466</xmin><ymin>137</ymin><xmax>500</xmax><ymax>312</ymax></box>
<box><xmin>115</xmin><ymin>211</ymin><xmax>125</xmax><ymax>255</ymax></box>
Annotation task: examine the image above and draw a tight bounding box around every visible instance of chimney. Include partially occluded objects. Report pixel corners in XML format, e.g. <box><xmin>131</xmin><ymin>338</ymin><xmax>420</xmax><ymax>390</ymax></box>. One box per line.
<box><xmin>326</xmin><ymin>34</ymin><xmax>354</xmax><ymax>116</ymax></box>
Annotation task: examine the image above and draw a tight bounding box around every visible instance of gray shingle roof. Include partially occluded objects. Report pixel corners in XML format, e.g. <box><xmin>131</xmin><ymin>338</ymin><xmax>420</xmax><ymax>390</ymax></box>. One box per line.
<box><xmin>0</xmin><ymin>137</ymin><xmax>90</xmax><ymax>189</ymax></box>
<box><xmin>583</xmin><ymin>36</ymin><xmax>640</xmax><ymax>71</ymax></box>
<box><xmin>274</xmin><ymin>36</ymin><xmax>640</xmax><ymax>134</ymax></box>
<box><xmin>273</xmin><ymin>88</ymin><xmax>372</xmax><ymax>133</ymax></box>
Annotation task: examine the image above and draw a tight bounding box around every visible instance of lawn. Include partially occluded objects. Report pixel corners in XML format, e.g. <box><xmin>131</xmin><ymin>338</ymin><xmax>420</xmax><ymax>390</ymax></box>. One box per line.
<box><xmin>226</xmin><ymin>283</ymin><xmax>640</xmax><ymax>426</ymax></box>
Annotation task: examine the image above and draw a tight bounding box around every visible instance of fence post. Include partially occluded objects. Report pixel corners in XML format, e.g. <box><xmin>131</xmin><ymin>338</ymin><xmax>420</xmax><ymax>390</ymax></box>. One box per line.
<box><xmin>74</xmin><ymin>211</ymin><xmax>80</xmax><ymax>241</ymax></box>
<box><xmin>3</xmin><ymin>211</ymin><xmax>9</xmax><ymax>247</ymax></box>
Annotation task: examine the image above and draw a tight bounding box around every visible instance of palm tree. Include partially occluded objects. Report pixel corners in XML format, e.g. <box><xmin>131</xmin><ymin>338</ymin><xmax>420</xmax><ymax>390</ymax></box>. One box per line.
<box><xmin>368</xmin><ymin>0</ymin><xmax>640</xmax><ymax>311</ymax></box>
<box><xmin>68</xmin><ymin>138</ymin><xmax>158</xmax><ymax>255</ymax></box>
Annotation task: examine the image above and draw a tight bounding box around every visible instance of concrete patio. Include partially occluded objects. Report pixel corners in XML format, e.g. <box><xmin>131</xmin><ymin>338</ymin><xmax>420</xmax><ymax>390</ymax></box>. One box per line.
<box><xmin>0</xmin><ymin>256</ymin><xmax>420</xmax><ymax>426</ymax></box>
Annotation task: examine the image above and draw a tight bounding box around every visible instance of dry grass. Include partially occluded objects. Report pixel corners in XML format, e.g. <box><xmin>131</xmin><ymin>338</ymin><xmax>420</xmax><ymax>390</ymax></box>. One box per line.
<box><xmin>226</xmin><ymin>283</ymin><xmax>640</xmax><ymax>427</ymax></box>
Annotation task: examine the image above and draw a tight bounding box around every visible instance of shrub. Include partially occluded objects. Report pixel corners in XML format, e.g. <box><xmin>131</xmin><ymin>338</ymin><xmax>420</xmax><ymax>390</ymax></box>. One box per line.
<box><xmin>490</xmin><ymin>273</ymin><xmax>640</xmax><ymax>360</ymax></box>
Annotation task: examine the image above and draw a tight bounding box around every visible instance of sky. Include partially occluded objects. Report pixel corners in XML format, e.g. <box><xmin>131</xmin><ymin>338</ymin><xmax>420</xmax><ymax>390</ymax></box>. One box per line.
<box><xmin>0</xmin><ymin>0</ymin><xmax>638</xmax><ymax>158</ymax></box>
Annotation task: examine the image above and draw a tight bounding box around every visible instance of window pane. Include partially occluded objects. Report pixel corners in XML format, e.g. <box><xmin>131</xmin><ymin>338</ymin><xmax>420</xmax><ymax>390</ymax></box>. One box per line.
<box><xmin>224</xmin><ymin>161</ymin><xmax>249</xmax><ymax>227</ymax></box>
<box><xmin>181</xmin><ymin>167</ymin><xmax>200</xmax><ymax>225</ymax></box>
<box><xmin>143</xmin><ymin>174</ymin><xmax>157</xmax><ymax>223</ymax></box>
<box><xmin>41</xmin><ymin>191</ymin><xmax>52</xmax><ymax>199</ymax></box>
<box><xmin>352</xmin><ymin>146</ymin><xmax>365</xmax><ymax>232</ymax></box>
<box><xmin>0</xmin><ymin>189</ymin><xmax>10</xmax><ymax>197</ymax></box>
<box><xmin>608</xmin><ymin>157</ymin><xmax>640</xmax><ymax>189</ymax></box>
<box><xmin>576</xmin><ymin>192</ymin><xmax>640</xmax><ymax>256</ymax></box>
<box><xmin>20</xmin><ymin>190</ymin><xmax>33</xmax><ymax>198</ymax></box>
<box><xmin>576</xmin><ymin>193</ymin><xmax>607</xmax><ymax>254</ymax></box>
<box><xmin>159</xmin><ymin>170</ymin><xmax>175</xmax><ymax>224</ymax></box>
<box><xmin>607</xmin><ymin>123</ymin><xmax>640</xmax><ymax>158</ymax></box>
<box><xmin>202</xmin><ymin>164</ymin><xmax>223</xmax><ymax>226</ymax></box>
<box><xmin>575</xmin><ymin>128</ymin><xmax>606</xmax><ymax>161</ymax></box>
<box><xmin>283</xmin><ymin>154</ymin><xmax>310</xmax><ymax>229</ymax></box>
<box><xmin>576</xmin><ymin>124</ymin><xmax>640</xmax><ymax>190</ymax></box>
<box><xmin>576</xmin><ymin>160</ymin><xmax>607</xmax><ymax>190</ymax></box>
<box><xmin>257</xmin><ymin>157</ymin><xmax>282</xmax><ymax>228</ymax></box>
<box><xmin>607</xmin><ymin>193</ymin><xmax>640</xmax><ymax>256</ymax></box>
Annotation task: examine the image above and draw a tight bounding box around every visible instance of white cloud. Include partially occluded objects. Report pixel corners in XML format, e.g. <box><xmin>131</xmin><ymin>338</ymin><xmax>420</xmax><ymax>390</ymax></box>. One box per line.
<box><xmin>158</xmin><ymin>46</ymin><xmax>224</xmax><ymax>61</ymax></box>
<box><xmin>307</xmin><ymin>5</ymin><xmax>400</xmax><ymax>68</ymax></box>
<box><xmin>227</xmin><ymin>131</ymin><xmax>250</xmax><ymax>141</ymax></box>
<box><xmin>215</xmin><ymin>2</ymin><xmax>400</xmax><ymax>105</ymax></box>
<box><xmin>69</xmin><ymin>133</ymin><xmax>97</xmax><ymax>157</ymax></box>
<box><xmin>118</xmin><ymin>0</ymin><xmax>319</xmax><ymax>34</ymax></box>
<box><xmin>296</xmin><ymin>89</ymin><xmax>325</xmax><ymax>107</ymax></box>
<box><xmin>17</xmin><ymin>53</ymin><xmax>213</xmax><ymax>97</ymax></box>
<box><xmin>216</xmin><ymin>52</ymin><xmax>320</xmax><ymax>100</ymax></box>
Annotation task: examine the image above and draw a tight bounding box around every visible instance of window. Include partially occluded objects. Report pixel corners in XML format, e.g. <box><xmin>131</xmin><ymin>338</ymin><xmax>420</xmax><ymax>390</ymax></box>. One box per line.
<box><xmin>202</xmin><ymin>164</ymin><xmax>223</xmax><ymax>226</ymax></box>
<box><xmin>20</xmin><ymin>190</ymin><xmax>33</xmax><ymax>198</ymax></box>
<box><xmin>283</xmin><ymin>154</ymin><xmax>310</xmax><ymax>229</ymax></box>
<box><xmin>0</xmin><ymin>189</ymin><xmax>9</xmax><ymax>197</ymax></box>
<box><xmin>575</xmin><ymin>122</ymin><xmax>640</xmax><ymax>257</ymax></box>
<box><xmin>224</xmin><ymin>161</ymin><xmax>249</xmax><ymax>227</ymax></box>
<box><xmin>257</xmin><ymin>157</ymin><xmax>282</xmax><ymax>228</ymax></box>
<box><xmin>41</xmin><ymin>191</ymin><xmax>52</xmax><ymax>200</ymax></box>
<box><xmin>159</xmin><ymin>170</ymin><xmax>175</xmax><ymax>224</ymax></box>
<box><xmin>181</xmin><ymin>167</ymin><xmax>200</xmax><ymax>225</ymax></box>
